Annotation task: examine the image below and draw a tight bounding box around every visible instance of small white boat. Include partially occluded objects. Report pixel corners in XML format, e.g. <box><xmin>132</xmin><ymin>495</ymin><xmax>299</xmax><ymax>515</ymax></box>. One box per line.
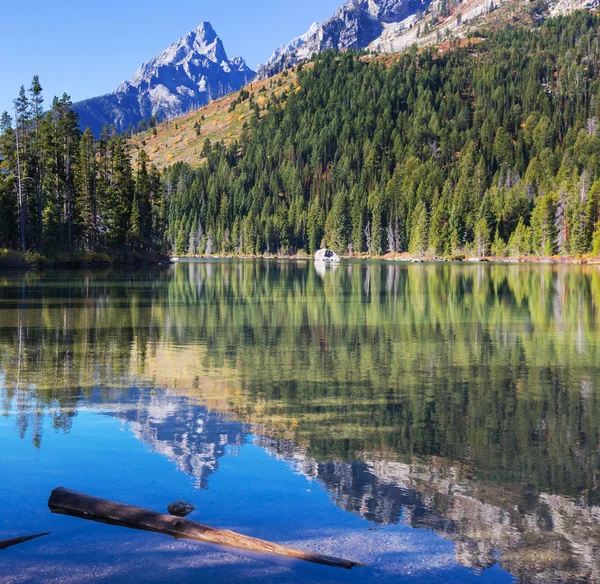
<box><xmin>314</xmin><ymin>248</ymin><xmax>340</xmax><ymax>263</ymax></box>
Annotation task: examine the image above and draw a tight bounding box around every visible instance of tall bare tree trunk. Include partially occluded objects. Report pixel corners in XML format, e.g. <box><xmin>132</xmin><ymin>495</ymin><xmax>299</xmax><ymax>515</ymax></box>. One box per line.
<box><xmin>14</xmin><ymin>107</ymin><xmax>26</xmax><ymax>252</ymax></box>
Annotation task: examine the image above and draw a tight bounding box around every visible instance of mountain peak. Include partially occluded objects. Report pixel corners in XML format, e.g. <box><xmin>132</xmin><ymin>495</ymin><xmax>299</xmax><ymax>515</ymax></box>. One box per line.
<box><xmin>125</xmin><ymin>21</ymin><xmax>243</xmax><ymax>90</ymax></box>
<box><xmin>193</xmin><ymin>21</ymin><xmax>217</xmax><ymax>38</ymax></box>
<box><xmin>187</xmin><ymin>22</ymin><xmax>228</xmax><ymax>64</ymax></box>
<box><xmin>73</xmin><ymin>21</ymin><xmax>254</xmax><ymax>135</ymax></box>
<box><xmin>186</xmin><ymin>21</ymin><xmax>225</xmax><ymax>60</ymax></box>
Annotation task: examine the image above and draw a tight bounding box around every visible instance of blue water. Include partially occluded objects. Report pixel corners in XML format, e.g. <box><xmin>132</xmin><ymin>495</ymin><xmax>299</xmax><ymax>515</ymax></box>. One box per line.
<box><xmin>0</xmin><ymin>392</ymin><xmax>514</xmax><ymax>584</ymax></box>
<box><xmin>3</xmin><ymin>261</ymin><xmax>599</xmax><ymax>583</ymax></box>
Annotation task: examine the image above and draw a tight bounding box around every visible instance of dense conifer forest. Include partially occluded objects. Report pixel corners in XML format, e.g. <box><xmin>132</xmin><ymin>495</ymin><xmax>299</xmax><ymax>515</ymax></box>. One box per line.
<box><xmin>0</xmin><ymin>90</ymin><xmax>165</xmax><ymax>264</ymax></box>
<box><xmin>3</xmin><ymin>11</ymin><xmax>600</xmax><ymax>262</ymax></box>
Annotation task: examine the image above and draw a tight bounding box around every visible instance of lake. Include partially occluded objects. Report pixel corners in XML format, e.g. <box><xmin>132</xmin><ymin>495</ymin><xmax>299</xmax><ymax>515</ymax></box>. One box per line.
<box><xmin>0</xmin><ymin>260</ymin><xmax>599</xmax><ymax>583</ymax></box>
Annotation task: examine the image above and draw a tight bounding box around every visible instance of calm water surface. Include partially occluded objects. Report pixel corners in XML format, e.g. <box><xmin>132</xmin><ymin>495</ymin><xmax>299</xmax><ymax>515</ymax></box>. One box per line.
<box><xmin>1</xmin><ymin>260</ymin><xmax>599</xmax><ymax>583</ymax></box>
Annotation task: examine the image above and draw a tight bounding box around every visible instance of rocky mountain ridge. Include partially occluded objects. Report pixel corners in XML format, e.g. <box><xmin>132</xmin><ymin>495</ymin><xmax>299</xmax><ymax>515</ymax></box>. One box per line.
<box><xmin>257</xmin><ymin>0</ymin><xmax>431</xmax><ymax>78</ymax></box>
<box><xmin>258</xmin><ymin>0</ymin><xmax>599</xmax><ymax>78</ymax></box>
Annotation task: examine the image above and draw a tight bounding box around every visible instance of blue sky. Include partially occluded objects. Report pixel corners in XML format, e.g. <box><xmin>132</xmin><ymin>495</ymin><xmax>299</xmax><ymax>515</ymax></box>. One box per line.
<box><xmin>0</xmin><ymin>0</ymin><xmax>343</xmax><ymax>115</ymax></box>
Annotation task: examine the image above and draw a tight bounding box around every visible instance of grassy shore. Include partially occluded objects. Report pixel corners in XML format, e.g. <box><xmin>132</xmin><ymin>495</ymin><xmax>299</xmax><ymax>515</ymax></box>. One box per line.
<box><xmin>0</xmin><ymin>249</ymin><xmax>168</xmax><ymax>269</ymax></box>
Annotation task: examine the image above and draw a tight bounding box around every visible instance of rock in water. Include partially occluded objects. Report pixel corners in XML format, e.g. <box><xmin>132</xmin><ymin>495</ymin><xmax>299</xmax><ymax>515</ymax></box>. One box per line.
<box><xmin>167</xmin><ymin>501</ymin><xmax>196</xmax><ymax>518</ymax></box>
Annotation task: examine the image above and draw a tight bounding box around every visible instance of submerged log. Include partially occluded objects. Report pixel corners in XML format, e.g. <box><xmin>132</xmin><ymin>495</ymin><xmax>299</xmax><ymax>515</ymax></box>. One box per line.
<box><xmin>48</xmin><ymin>488</ymin><xmax>362</xmax><ymax>569</ymax></box>
<box><xmin>0</xmin><ymin>532</ymin><xmax>51</xmax><ymax>550</ymax></box>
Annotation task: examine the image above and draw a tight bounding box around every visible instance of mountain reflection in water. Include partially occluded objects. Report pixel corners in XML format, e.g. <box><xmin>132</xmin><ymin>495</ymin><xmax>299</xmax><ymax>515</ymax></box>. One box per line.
<box><xmin>101</xmin><ymin>389</ymin><xmax>247</xmax><ymax>489</ymax></box>
<box><xmin>1</xmin><ymin>260</ymin><xmax>599</xmax><ymax>583</ymax></box>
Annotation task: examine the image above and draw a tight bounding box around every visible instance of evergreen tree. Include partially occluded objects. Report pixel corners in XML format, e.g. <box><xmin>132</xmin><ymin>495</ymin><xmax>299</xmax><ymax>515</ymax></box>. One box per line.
<box><xmin>474</xmin><ymin>217</ymin><xmax>491</xmax><ymax>258</ymax></box>
<box><xmin>13</xmin><ymin>86</ymin><xmax>29</xmax><ymax>251</ymax></box>
<box><xmin>104</xmin><ymin>137</ymin><xmax>134</xmax><ymax>251</ymax></box>
<box><xmin>29</xmin><ymin>76</ymin><xmax>45</xmax><ymax>251</ymax></box>
<box><xmin>409</xmin><ymin>201</ymin><xmax>429</xmax><ymax>255</ymax></box>
<box><xmin>324</xmin><ymin>190</ymin><xmax>349</xmax><ymax>253</ymax></box>
<box><xmin>134</xmin><ymin>149</ymin><xmax>153</xmax><ymax>251</ymax></box>
<box><xmin>75</xmin><ymin>128</ymin><xmax>97</xmax><ymax>251</ymax></box>
<box><xmin>530</xmin><ymin>193</ymin><xmax>557</xmax><ymax>256</ymax></box>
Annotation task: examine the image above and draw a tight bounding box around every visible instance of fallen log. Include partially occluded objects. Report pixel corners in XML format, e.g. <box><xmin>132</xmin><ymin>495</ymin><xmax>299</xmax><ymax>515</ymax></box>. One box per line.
<box><xmin>0</xmin><ymin>532</ymin><xmax>51</xmax><ymax>550</ymax></box>
<box><xmin>48</xmin><ymin>488</ymin><xmax>362</xmax><ymax>569</ymax></box>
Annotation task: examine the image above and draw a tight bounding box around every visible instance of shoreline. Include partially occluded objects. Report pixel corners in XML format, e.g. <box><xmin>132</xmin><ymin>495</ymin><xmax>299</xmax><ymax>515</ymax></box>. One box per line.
<box><xmin>3</xmin><ymin>250</ymin><xmax>600</xmax><ymax>271</ymax></box>
<box><xmin>0</xmin><ymin>250</ymin><xmax>170</xmax><ymax>270</ymax></box>
<box><xmin>0</xmin><ymin>250</ymin><xmax>171</xmax><ymax>271</ymax></box>
<box><xmin>174</xmin><ymin>252</ymin><xmax>600</xmax><ymax>265</ymax></box>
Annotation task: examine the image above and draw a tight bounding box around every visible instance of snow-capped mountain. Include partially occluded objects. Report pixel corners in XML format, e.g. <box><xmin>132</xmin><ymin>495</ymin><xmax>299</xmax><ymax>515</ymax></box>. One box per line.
<box><xmin>256</xmin><ymin>0</ymin><xmax>431</xmax><ymax>78</ymax></box>
<box><xmin>74</xmin><ymin>22</ymin><xmax>254</xmax><ymax>135</ymax></box>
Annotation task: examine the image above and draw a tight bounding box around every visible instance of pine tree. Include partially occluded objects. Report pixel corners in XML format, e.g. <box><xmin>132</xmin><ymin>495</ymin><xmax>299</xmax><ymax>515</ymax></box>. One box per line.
<box><xmin>429</xmin><ymin>188</ymin><xmax>450</xmax><ymax>255</ymax></box>
<box><xmin>530</xmin><ymin>193</ymin><xmax>556</xmax><ymax>256</ymax></box>
<box><xmin>554</xmin><ymin>188</ymin><xmax>569</xmax><ymax>255</ymax></box>
<box><xmin>29</xmin><ymin>76</ymin><xmax>44</xmax><ymax>251</ymax></box>
<box><xmin>491</xmin><ymin>229</ymin><xmax>507</xmax><ymax>257</ymax></box>
<box><xmin>591</xmin><ymin>221</ymin><xmax>600</xmax><ymax>256</ymax></box>
<box><xmin>75</xmin><ymin>128</ymin><xmax>97</xmax><ymax>251</ymax></box>
<box><xmin>43</xmin><ymin>94</ymin><xmax>80</xmax><ymax>251</ymax></box>
<box><xmin>14</xmin><ymin>86</ymin><xmax>29</xmax><ymax>251</ymax></box>
<box><xmin>175</xmin><ymin>222</ymin><xmax>188</xmax><ymax>256</ymax></box>
<box><xmin>585</xmin><ymin>180</ymin><xmax>600</xmax><ymax>252</ymax></box>
<box><xmin>324</xmin><ymin>190</ymin><xmax>349</xmax><ymax>253</ymax></box>
<box><xmin>351</xmin><ymin>185</ymin><xmax>366</xmax><ymax>253</ymax></box>
<box><xmin>130</xmin><ymin>193</ymin><xmax>142</xmax><ymax>250</ymax></box>
<box><xmin>368</xmin><ymin>186</ymin><xmax>384</xmax><ymax>256</ymax></box>
<box><xmin>134</xmin><ymin>149</ymin><xmax>153</xmax><ymax>251</ymax></box>
<box><xmin>507</xmin><ymin>217</ymin><xmax>529</xmax><ymax>257</ymax></box>
<box><xmin>307</xmin><ymin>196</ymin><xmax>324</xmax><ymax>253</ymax></box>
<box><xmin>0</xmin><ymin>112</ymin><xmax>17</xmax><ymax>248</ymax></box>
<box><xmin>409</xmin><ymin>201</ymin><xmax>429</xmax><ymax>255</ymax></box>
<box><xmin>104</xmin><ymin>137</ymin><xmax>133</xmax><ymax>251</ymax></box>
<box><xmin>474</xmin><ymin>217</ymin><xmax>491</xmax><ymax>258</ymax></box>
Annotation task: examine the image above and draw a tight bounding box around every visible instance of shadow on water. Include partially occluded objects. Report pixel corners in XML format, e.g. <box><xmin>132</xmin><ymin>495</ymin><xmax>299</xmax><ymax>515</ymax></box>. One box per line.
<box><xmin>1</xmin><ymin>261</ymin><xmax>599</xmax><ymax>582</ymax></box>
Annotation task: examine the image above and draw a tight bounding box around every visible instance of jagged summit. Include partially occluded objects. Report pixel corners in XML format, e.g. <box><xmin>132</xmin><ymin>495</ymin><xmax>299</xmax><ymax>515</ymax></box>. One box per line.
<box><xmin>73</xmin><ymin>21</ymin><xmax>254</xmax><ymax>135</ymax></box>
<box><xmin>127</xmin><ymin>21</ymin><xmax>233</xmax><ymax>88</ymax></box>
<box><xmin>193</xmin><ymin>20</ymin><xmax>219</xmax><ymax>41</ymax></box>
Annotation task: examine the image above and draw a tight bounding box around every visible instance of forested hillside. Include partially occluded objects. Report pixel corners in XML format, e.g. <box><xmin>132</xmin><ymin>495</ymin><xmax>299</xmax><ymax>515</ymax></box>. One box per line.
<box><xmin>164</xmin><ymin>11</ymin><xmax>600</xmax><ymax>258</ymax></box>
<box><xmin>3</xmin><ymin>11</ymin><xmax>600</xmax><ymax>262</ymax></box>
<box><xmin>130</xmin><ymin>69</ymin><xmax>299</xmax><ymax>169</ymax></box>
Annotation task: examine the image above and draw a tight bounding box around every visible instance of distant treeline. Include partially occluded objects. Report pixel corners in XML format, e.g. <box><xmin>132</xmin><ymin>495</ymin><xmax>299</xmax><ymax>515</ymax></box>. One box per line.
<box><xmin>163</xmin><ymin>11</ymin><xmax>600</xmax><ymax>258</ymax></box>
